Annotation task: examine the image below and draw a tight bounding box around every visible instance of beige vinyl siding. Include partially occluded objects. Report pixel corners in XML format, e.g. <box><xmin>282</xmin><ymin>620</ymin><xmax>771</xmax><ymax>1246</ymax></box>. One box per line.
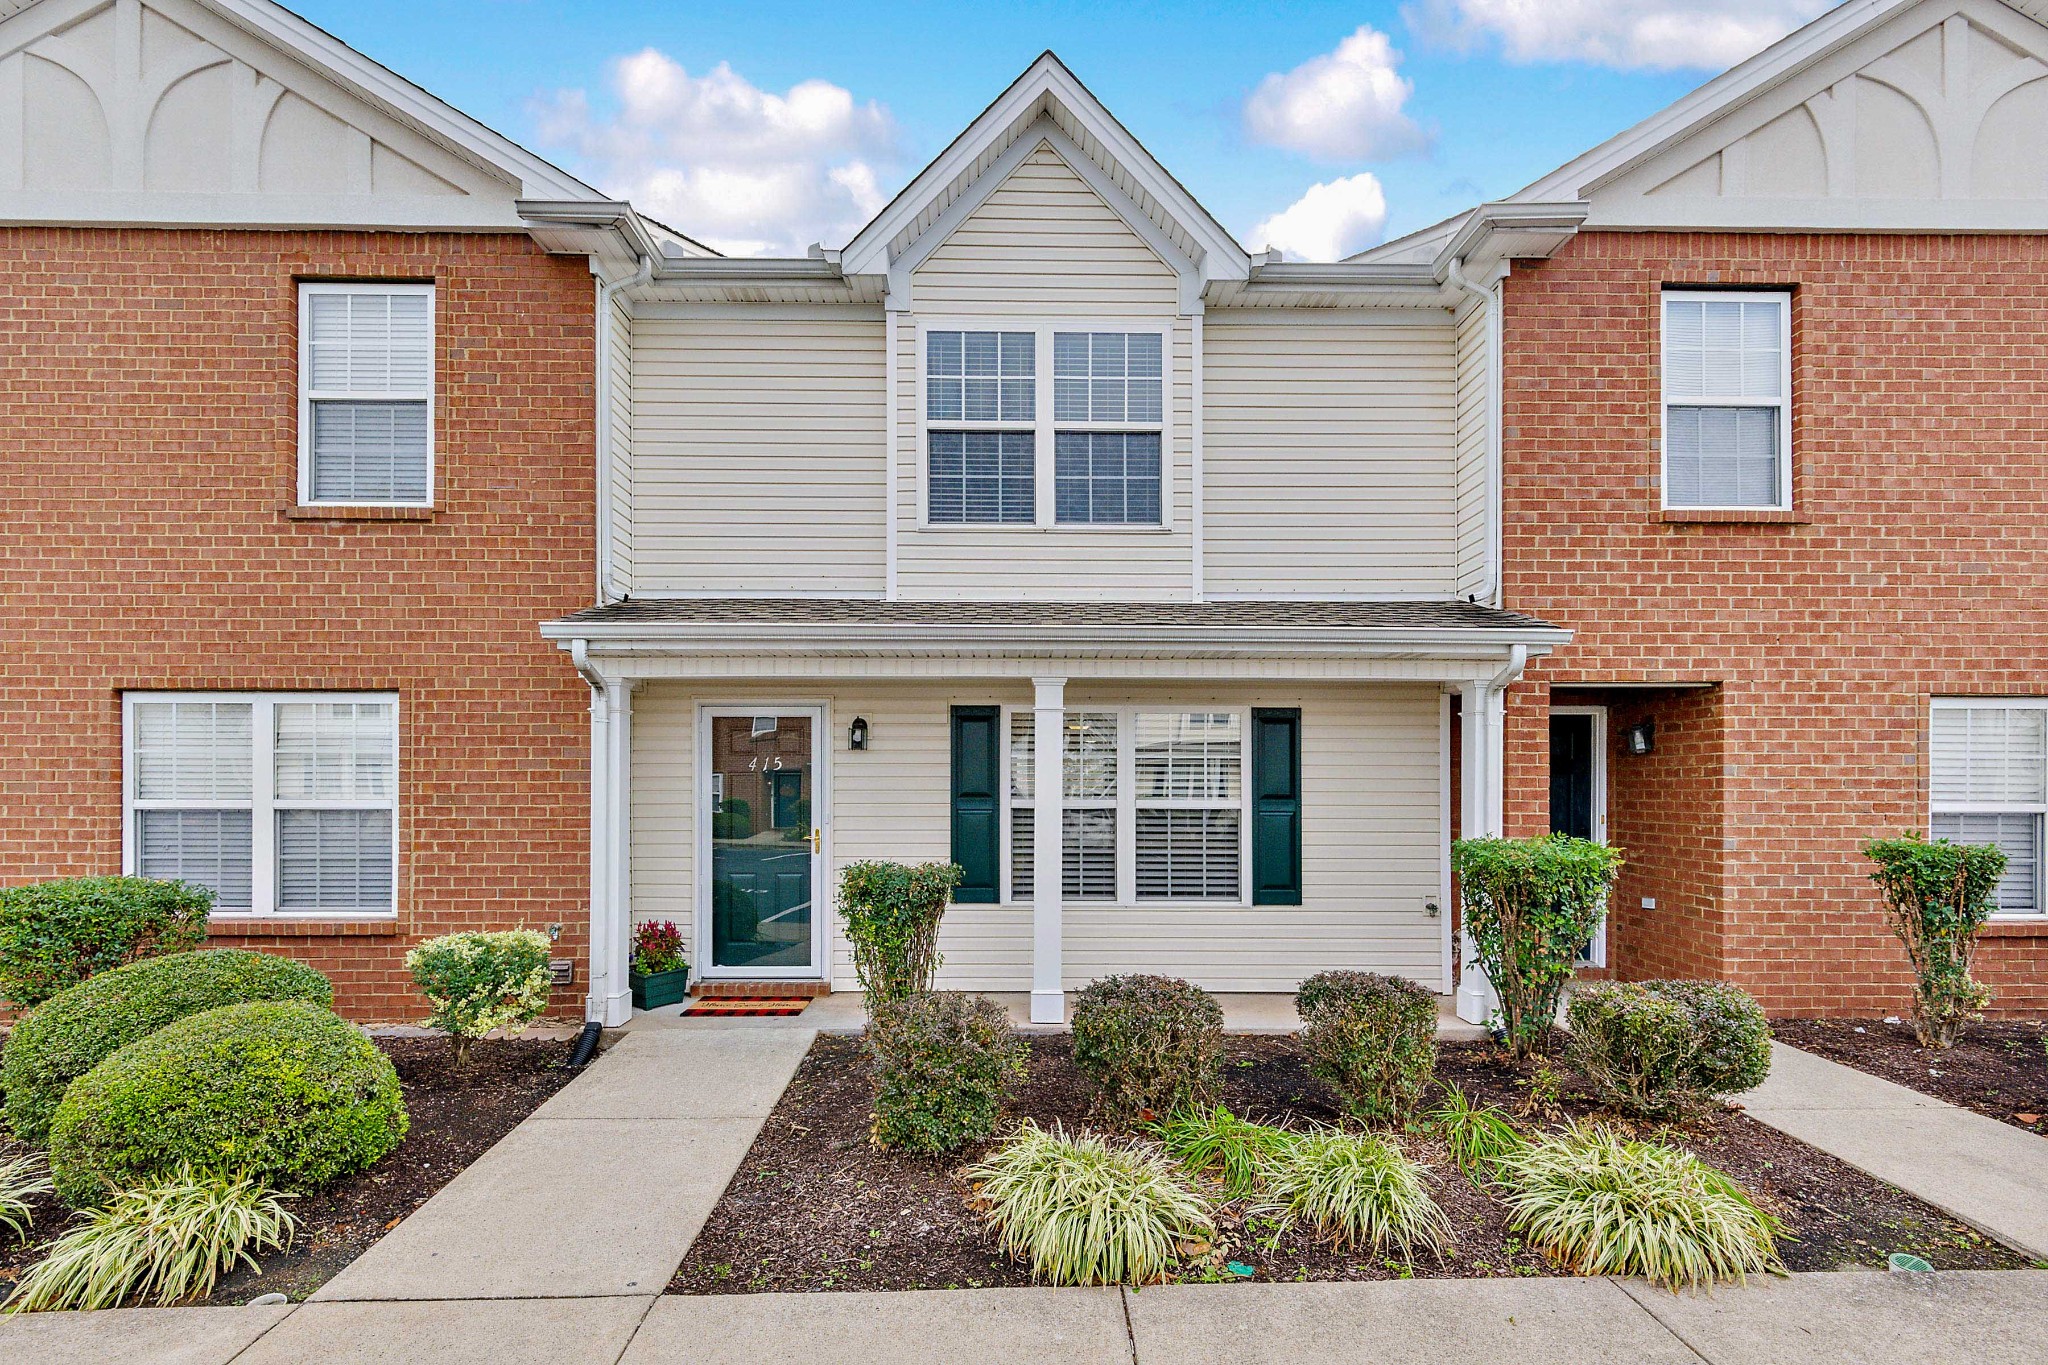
<box><xmin>1202</xmin><ymin>314</ymin><xmax>1460</xmax><ymax>597</ymax></box>
<box><xmin>628</xmin><ymin>680</ymin><xmax>1445</xmax><ymax>993</ymax></box>
<box><xmin>630</xmin><ymin>312</ymin><xmax>887</xmax><ymax>594</ymax></box>
<box><xmin>1453</xmin><ymin>298</ymin><xmax>1490</xmax><ymax>600</ymax></box>
<box><xmin>606</xmin><ymin>292</ymin><xmax>634</xmax><ymax>593</ymax></box>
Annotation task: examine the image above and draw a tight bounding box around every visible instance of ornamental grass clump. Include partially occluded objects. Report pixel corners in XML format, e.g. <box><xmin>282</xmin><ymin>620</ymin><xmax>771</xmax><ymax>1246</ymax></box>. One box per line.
<box><xmin>1428</xmin><ymin>1085</ymin><xmax>1526</xmax><ymax>1183</ymax></box>
<box><xmin>1295</xmin><ymin>970</ymin><xmax>1438</xmax><ymax>1123</ymax></box>
<box><xmin>1255</xmin><ymin>1129</ymin><xmax>1450</xmax><ymax>1260</ymax></box>
<box><xmin>1152</xmin><ymin>1106</ymin><xmax>1297</xmax><ymax>1198</ymax></box>
<box><xmin>1568</xmin><ymin>980</ymin><xmax>1771</xmax><ymax>1120</ymax></box>
<box><xmin>969</xmin><ymin>1121</ymin><xmax>1213</xmax><ymax>1287</ymax></box>
<box><xmin>865</xmin><ymin>992</ymin><xmax>1026</xmax><ymax>1155</ymax></box>
<box><xmin>1070</xmin><ymin>975</ymin><xmax>1224</xmax><ymax>1125</ymax></box>
<box><xmin>1863</xmin><ymin>835</ymin><xmax>2006</xmax><ymax>1048</ymax></box>
<box><xmin>0</xmin><ymin>1154</ymin><xmax>54</xmax><ymax>1243</ymax></box>
<box><xmin>1452</xmin><ymin>835</ymin><xmax>1622</xmax><ymax>1059</ymax></box>
<box><xmin>1495</xmin><ymin>1123</ymin><xmax>1785</xmax><ymax>1292</ymax></box>
<box><xmin>837</xmin><ymin>861</ymin><xmax>963</xmax><ymax>1012</ymax></box>
<box><xmin>405</xmin><ymin>930</ymin><xmax>554</xmax><ymax>1067</ymax></box>
<box><xmin>0</xmin><ymin>876</ymin><xmax>211</xmax><ymax>1009</ymax></box>
<box><xmin>6</xmin><ymin>1169</ymin><xmax>297</xmax><ymax>1312</ymax></box>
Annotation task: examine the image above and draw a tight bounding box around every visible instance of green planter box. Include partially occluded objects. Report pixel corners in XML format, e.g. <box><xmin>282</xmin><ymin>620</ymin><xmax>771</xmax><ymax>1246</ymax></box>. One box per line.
<box><xmin>630</xmin><ymin>966</ymin><xmax>692</xmax><ymax>1010</ymax></box>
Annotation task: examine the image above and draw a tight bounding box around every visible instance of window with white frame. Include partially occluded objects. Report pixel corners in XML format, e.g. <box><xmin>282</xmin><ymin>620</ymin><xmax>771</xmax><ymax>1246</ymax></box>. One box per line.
<box><xmin>1006</xmin><ymin>707</ymin><xmax>1243</xmax><ymax>903</ymax></box>
<box><xmin>1661</xmin><ymin>291</ymin><xmax>1790</xmax><ymax>510</ymax></box>
<box><xmin>924</xmin><ymin>325</ymin><xmax>1165</xmax><ymax>527</ymax></box>
<box><xmin>1930</xmin><ymin>700</ymin><xmax>2046</xmax><ymax>916</ymax></box>
<box><xmin>300</xmin><ymin>284</ymin><xmax>434</xmax><ymax>506</ymax></box>
<box><xmin>126</xmin><ymin>693</ymin><xmax>398</xmax><ymax>917</ymax></box>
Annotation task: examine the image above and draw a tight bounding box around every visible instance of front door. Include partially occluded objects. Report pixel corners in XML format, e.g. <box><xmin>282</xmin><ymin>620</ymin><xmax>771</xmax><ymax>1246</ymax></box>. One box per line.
<box><xmin>1550</xmin><ymin>707</ymin><xmax>1608</xmax><ymax>967</ymax></box>
<box><xmin>702</xmin><ymin>707</ymin><xmax>824</xmax><ymax>978</ymax></box>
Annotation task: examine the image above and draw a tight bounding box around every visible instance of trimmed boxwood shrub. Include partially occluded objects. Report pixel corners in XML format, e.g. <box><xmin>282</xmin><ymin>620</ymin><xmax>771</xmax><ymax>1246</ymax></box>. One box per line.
<box><xmin>2</xmin><ymin>949</ymin><xmax>332</xmax><ymax>1145</ymax></box>
<box><xmin>1567</xmin><ymin>979</ymin><xmax>1771</xmax><ymax>1119</ymax></box>
<box><xmin>837</xmin><ymin>861</ymin><xmax>963</xmax><ymax>1012</ymax></box>
<box><xmin>48</xmin><ymin>1000</ymin><xmax>407</xmax><ymax>1207</ymax></box>
<box><xmin>0</xmin><ymin>877</ymin><xmax>211</xmax><ymax>1009</ymax></box>
<box><xmin>1863</xmin><ymin>834</ymin><xmax>2006</xmax><ymax>1048</ymax></box>
<box><xmin>1452</xmin><ymin>835</ymin><xmax>1622</xmax><ymax>1059</ymax></box>
<box><xmin>1070</xmin><ymin>975</ymin><xmax>1224</xmax><ymax>1125</ymax></box>
<box><xmin>1296</xmin><ymin>970</ymin><xmax>1438</xmax><ymax>1123</ymax></box>
<box><xmin>865</xmin><ymin>992</ymin><xmax>1026</xmax><ymax>1154</ymax></box>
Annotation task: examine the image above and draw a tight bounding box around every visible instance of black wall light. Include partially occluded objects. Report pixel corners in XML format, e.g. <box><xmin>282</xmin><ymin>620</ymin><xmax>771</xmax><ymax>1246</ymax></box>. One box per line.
<box><xmin>1624</xmin><ymin>720</ymin><xmax>1655</xmax><ymax>756</ymax></box>
<box><xmin>849</xmin><ymin>716</ymin><xmax>870</xmax><ymax>751</ymax></box>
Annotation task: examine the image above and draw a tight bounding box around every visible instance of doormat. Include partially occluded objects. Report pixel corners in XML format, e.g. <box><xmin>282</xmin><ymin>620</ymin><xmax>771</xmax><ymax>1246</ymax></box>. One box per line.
<box><xmin>681</xmin><ymin>996</ymin><xmax>811</xmax><ymax>1017</ymax></box>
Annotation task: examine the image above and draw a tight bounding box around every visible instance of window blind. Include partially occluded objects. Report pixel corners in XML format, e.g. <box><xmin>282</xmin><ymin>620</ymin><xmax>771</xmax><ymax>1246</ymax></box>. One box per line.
<box><xmin>1929</xmin><ymin>702</ymin><xmax>2048</xmax><ymax>916</ymax></box>
<box><xmin>303</xmin><ymin>286</ymin><xmax>432</xmax><ymax>505</ymax></box>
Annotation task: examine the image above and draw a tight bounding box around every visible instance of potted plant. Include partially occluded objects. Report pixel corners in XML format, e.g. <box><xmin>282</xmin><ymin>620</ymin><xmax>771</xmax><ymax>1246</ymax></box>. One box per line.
<box><xmin>628</xmin><ymin>920</ymin><xmax>691</xmax><ymax>1010</ymax></box>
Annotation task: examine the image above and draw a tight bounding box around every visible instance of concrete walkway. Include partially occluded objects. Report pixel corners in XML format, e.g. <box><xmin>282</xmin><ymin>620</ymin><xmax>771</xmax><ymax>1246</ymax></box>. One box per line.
<box><xmin>1744</xmin><ymin>1042</ymin><xmax>2048</xmax><ymax>1261</ymax></box>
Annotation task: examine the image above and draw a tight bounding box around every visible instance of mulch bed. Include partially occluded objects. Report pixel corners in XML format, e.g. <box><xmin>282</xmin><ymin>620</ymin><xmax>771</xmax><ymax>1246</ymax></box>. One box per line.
<box><xmin>670</xmin><ymin>1033</ymin><xmax>2029</xmax><ymax>1295</ymax></box>
<box><xmin>0</xmin><ymin>1036</ymin><xmax>579</xmax><ymax>1306</ymax></box>
<box><xmin>1771</xmin><ymin>1018</ymin><xmax>2048</xmax><ymax>1135</ymax></box>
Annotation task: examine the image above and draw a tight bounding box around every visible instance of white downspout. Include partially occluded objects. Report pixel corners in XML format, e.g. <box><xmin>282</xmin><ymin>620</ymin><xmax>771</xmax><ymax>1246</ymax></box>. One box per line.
<box><xmin>571</xmin><ymin>639</ymin><xmax>632</xmax><ymax>1025</ymax></box>
<box><xmin>1454</xmin><ymin>644</ymin><xmax>1529</xmax><ymax>1026</ymax></box>
<box><xmin>594</xmin><ymin>255</ymin><xmax>654</xmax><ymax>604</ymax></box>
<box><xmin>1446</xmin><ymin>255</ymin><xmax>1503</xmax><ymax>609</ymax></box>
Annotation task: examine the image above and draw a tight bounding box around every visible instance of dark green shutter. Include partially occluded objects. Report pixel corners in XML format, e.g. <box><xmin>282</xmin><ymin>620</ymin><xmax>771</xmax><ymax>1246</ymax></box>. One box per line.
<box><xmin>950</xmin><ymin>706</ymin><xmax>1001</xmax><ymax>903</ymax></box>
<box><xmin>1250</xmin><ymin>708</ymin><xmax>1302</xmax><ymax>906</ymax></box>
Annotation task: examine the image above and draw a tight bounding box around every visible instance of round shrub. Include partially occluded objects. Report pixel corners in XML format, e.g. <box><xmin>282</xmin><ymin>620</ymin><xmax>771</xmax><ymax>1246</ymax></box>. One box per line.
<box><xmin>405</xmin><ymin>930</ymin><xmax>554</xmax><ymax>1066</ymax></box>
<box><xmin>1566</xmin><ymin>979</ymin><xmax>1771</xmax><ymax>1119</ymax></box>
<box><xmin>0</xmin><ymin>876</ymin><xmax>211</xmax><ymax>1009</ymax></box>
<box><xmin>1295</xmin><ymin>970</ymin><xmax>1438</xmax><ymax>1123</ymax></box>
<box><xmin>866</xmin><ymin>991</ymin><xmax>1027</xmax><ymax>1154</ymax></box>
<box><xmin>2</xmin><ymin>949</ymin><xmax>332</xmax><ymax>1145</ymax></box>
<box><xmin>47</xmin><ymin>1001</ymin><xmax>407</xmax><ymax>1207</ymax></box>
<box><xmin>1070</xmin><ymin>975</ymin><xmax>1224</xmax><ymax>1125</ymax></box>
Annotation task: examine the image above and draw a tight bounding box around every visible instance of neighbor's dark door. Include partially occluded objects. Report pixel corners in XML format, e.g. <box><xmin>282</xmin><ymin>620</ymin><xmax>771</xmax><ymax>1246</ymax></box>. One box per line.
<box><xmin>1550</xmin><ymin>713</ymin><xmax>1597</xmax><ymax>840</ymax></box>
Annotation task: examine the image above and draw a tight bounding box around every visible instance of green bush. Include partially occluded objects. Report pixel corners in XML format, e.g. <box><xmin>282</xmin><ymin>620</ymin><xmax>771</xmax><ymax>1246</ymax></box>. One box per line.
<box><xmin>1070</xmin><ymin>975</ymin><xmax>1225</xmax><ymax>1125</ymax></box>
<box><xmin>865</xmin><ymin>992</ymin><xmax>1027</xmax><ymax>1154</ymax></box>
<box><xmin>1295</xmin><ymin>970</ymin><xmax>1438</xmax><ymax>1123</ymax></box>
<box><xmin>1864</xmin><ymin>835</ymin><xmax>2006</xmax><ymax>1048</ymax></box>
<box><xmin>1452</xmin><ymin>836</ymin><xmax>1622</xmax><ymax>1059</ymax></box>
<box><xmin>968</xmin><ymin>1121</ymin><xmax>1213</xmax><ymax>1286</ymax></box>
<box><xmin>0</xmin><ymin>877</ymin><xmax>211</xmax><ymax>1009</ymax></box>
<box><xmin>48</xmin><ymin>1001</ymin><xmax>407</xmax><ymax>1207</ymax></box>
<box><xmin>1254</xmin><ymin>1129</ymin><xmax>1450</xmax><ymax>1260</ymax></box>
<box><xmin>837</xmin><ymin>861</ymin><xmax>962</xmax><ymax>1011</ymax></box>
<box><xmin>405</xmin><ymin>930</ymin><xmax>554</xmax><ymax>1066</ymax></box>
<box><xmin>1569</xmin><ymin>980</ymin><xmax>1772</xmax><ymax>1120</ymax></box>
<box><xmin>2</xmin><ymin>949</ymin><xmax>333</xmax><ymax>1145</ymax></box>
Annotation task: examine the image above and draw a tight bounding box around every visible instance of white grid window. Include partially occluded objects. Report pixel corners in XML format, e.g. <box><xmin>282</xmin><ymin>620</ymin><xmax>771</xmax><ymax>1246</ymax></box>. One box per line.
<box><xmin>1662</xmin><ymin>292</ymin><xmax>1790</xmax><ymax>510</ymax></box>
<box><xmin>126</xmin><ymin>693</ymin><xmax>398</xmax><ymax>917</ymax></box>
<box><xmin>926</xmin><ymin>331</ymin><xmax>1035</xmax><ymax>524</ymax></box>
<box><xmin>300</xmin><ymin>284</ymin><xmax>434</xmax><ymax>506</ymax></box>
<box><xmin>1005</xmin><ymin>706</ymin><xmax>1248</xmax><ymax>905</ymax></box>
<box><xmin>1930</xmin><ymin>700</ymin><xmax>2047</xmax><ymax>916</ymax></box>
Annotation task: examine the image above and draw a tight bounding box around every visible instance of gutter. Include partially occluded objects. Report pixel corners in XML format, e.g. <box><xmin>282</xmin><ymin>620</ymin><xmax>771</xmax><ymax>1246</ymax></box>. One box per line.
<box><xmin>1445</xmin><ymin>255</ymin><xmax>1502</xmax><ymax>609</ymax></box>
<box><xmin>540</xmin><ymin>620</ymin><xmax>1571</xmax><ymax>657</ymax></box>
<box><xmin>593</xmin><ymin>254</ymin><xmax>654</xmax><ymax>603</ymax></box>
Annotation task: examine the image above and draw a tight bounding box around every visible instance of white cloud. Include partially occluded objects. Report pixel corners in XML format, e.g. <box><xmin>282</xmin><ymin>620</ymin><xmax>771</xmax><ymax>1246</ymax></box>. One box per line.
<box><xmin>533</xmin><ymin>50</ymin><xmax>898</xmax><ymax>256</ymax></box>
<box><xmin>1250</xmin><ymin>174</ymin><xmax>1391</xmax><ymax>262</ymax></box>
<box><xmin>1404</xmin><ymin>0</ymin><xmax>1836</xmax><ymax>72</ymax></box>
<box><xmin>1244</xmin><ymin>26</ymin><xmax>1431</xmax><ymax>161</ymax></box>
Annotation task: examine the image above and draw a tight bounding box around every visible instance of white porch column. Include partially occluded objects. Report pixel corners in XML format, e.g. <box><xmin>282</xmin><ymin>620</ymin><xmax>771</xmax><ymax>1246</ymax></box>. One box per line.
<box><xmin>587</xmin><ymin>676</ymin><xmax>636</xmax><ymax>1026</ymax></box>
<box><xmin>1454</xmin><ymin>678</ymin><xmax>1505</xmax><ymax>1026</ymax></box>
<box><xmin>1030</xmin><ymin>676</ymin><xmax>1067</xmax><ymax>1024</ymax></box>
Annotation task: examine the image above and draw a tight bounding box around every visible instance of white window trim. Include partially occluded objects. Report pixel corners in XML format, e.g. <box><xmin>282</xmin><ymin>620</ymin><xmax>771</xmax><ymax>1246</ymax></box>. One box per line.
<box><xmin>916</xmin><ymin>316</ymin><xmax>1173</xmax><ymax>532</ymax></box>
<box><xmin>122</xmin><ymin>690</ymin><xmax>401</xmax><ymax>920</ymax></box>
<box><xmin>297</xmin><ymin>282</ymin><xmax>436</xmax><ymax>509</ymax></box>
<box><xmin>998</xmin><ymin>703</ymin><xmax>1250</xmax><ymax>907</ymax></box>
<box><xmin>1659</xmin><ymin>289</ymin><xmax>1792</xmax><ymax>513</ymax></box>
<box><xmin>1929</xmin><ymin>696</ymin><xmax>2048</xmax><ymax>920</ymax></box>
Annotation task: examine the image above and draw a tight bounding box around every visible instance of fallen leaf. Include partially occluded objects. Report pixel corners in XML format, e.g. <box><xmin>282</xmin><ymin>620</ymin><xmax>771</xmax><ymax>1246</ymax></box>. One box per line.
<box><xmin>1179</xmin><ymin>1239</ymin><xmax>1212</xmax><ymax>1256</ymax></box>
<box><xmin>2016</xmin><ymin>1113</ymin><xmax>2040</xmax><ymax>1125</ymax></box>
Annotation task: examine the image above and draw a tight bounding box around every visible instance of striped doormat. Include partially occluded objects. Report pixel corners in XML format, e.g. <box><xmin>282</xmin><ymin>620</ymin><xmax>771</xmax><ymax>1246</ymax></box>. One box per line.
<box><xmin>681</xmin><ymin>996</ymin><xmax>810</xmax><ymax>1017</ymax></box>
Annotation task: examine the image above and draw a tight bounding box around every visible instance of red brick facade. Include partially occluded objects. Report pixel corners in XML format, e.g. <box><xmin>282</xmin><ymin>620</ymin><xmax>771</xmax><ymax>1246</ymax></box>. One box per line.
<box><xmin>1500</xmin><ymin>230</ymin><xmax>2048</xmax><ymax>1016</ymax></box>
<box><xmin>0</xmin><ymin>227</ymin><xmax>595</xmax><ymax>1021</ymax></box>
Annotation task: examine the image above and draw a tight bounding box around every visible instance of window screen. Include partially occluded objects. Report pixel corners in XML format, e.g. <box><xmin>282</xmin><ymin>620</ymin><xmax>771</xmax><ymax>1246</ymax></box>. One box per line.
<box><xmin>1663</xmin><ymin>294</ymin><xmax>1787</xmax><ymax>509</ymax></box>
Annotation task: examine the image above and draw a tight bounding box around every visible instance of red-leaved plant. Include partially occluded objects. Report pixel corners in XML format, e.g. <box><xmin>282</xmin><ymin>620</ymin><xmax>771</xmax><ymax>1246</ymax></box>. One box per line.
<box><xmin>632</xmin><ymin>920</ymin><xmax>687</xmax><ymax>976</ymax></box>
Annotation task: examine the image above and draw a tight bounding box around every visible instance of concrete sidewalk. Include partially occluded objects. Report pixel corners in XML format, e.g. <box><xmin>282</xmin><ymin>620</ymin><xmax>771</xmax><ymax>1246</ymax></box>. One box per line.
<box><xmin>1744</xmin><ymin>1042</ymin><xmax>2048</xmax><ymax>1260</ymax></box>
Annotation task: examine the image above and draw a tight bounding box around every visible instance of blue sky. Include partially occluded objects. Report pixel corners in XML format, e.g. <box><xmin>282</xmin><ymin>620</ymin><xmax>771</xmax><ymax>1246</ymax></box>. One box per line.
<box><xmin>289</xmin><ymin>0</ymin><xmax>1837</xmax><ymax>257</ymax></box>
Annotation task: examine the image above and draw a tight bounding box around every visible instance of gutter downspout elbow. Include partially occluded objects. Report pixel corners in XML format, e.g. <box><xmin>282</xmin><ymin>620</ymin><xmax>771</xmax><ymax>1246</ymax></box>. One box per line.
<box><xmin>1446</xmin><ymin>255</ymin><xmax>1502</xmax><ymax>610</ymax></box>
<box><xmin>1486</xmin><ymin>643</ymin><xmax>1528</xmax><ymax>693</ymax></box>
<box><xmin>595</xmin><ymin>255</ymin><xmax>654</xmax><ymax>605</ymax></box>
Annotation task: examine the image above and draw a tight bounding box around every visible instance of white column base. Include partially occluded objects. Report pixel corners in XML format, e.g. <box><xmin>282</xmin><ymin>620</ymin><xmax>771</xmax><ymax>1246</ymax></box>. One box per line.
<box><xmin>1455</xmin><ymin>967</ymin><xmax>1497</xmax><ymax>1026</ymax></box>
<box><xmin>591</xmin><ymin>988</ymin><xmax>632</xmax><ymax>1028</ymax></box>
<box><xmin>1029</xmin><ymin>988</ymin><xmax>1066</xmax><ymax>1025</ymax></box>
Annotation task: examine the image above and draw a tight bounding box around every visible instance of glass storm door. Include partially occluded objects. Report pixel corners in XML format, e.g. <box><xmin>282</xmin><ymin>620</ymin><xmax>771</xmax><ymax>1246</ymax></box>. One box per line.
<box><xmin>704</xmin><ymin>709</ymin><xmax>822</xmax><ymax>976</ymax></box>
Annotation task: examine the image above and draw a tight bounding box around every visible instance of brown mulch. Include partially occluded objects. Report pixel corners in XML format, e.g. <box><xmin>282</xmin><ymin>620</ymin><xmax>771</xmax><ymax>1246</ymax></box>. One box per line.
<box><xmin>1771</xmin><ymin>1018</ymin><xmax>2048</xmax><ymax>1135</ymax></box>
<box><xmin>0</xmin><ymin>1036</ymin><xmax>579</xmax><ymax>1305</ymax></box>
<box><xmin>670</xmin><ymin>1033</ymin><xmax>2027</xmax><ymax>1295</ymax></box>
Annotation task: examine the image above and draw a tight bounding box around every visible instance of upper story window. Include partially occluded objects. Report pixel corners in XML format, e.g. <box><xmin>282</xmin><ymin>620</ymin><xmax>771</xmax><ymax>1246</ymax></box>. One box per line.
<box><xmin>1661</xmin><ymin>291</ymin><xmax>1790</xmax><ymax>511</ymax></box>
<box><xmin>924</xmin><ymin>325</ymin><xmax>1165</xmax><ymax>528</ymax></box>
<box><xmin>1930</xmin><ymin>700</ymin><xmax>2046</xmax><ymax>917</ymax></box>
<box><xmin>125</xmin><ymin>692</ymin><xmax>399</xmax><ymax>918</ymax></box>
<box><xmin>299</xmin><ymin>283</ymin><xmax>434</xmax><ymax>507</ymax></box>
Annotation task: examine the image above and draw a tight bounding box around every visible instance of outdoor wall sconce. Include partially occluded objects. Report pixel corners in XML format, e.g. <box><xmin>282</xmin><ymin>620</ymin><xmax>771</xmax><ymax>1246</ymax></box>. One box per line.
<box><xmin>1624</xmin><ymin>720</ymin><xmax>1655</xmax><ymax>756</ymax></box>
<box><xmin>849</xmin><ymin>716</ymin><xmax>870</xmax><ymax>751</ymax></box>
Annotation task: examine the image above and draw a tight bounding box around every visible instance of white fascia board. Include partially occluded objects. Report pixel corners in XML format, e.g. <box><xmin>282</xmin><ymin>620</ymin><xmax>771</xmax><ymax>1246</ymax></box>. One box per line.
<box><xmin>538</xmin><ymin>621</ymin><xmax>1573</xmax><ymax>657</ymax></box>
<box><xmin>517</xmin><ymin>200</ymin><xmax>671</xmax><ymax>267</ymax></box>
<box><xmin>0</xmin><ymin>191</ymin><xmax>531</xmax><ymax>230</ymax></box>
<box><xmin>1431</xmin><ymin>202</ymin><xmax>1590</xmax><ymax>274</ymax></box>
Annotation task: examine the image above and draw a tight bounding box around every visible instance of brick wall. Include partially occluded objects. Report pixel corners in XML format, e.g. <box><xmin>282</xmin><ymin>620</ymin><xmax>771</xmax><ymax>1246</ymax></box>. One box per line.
<box><xmin>1501</xmin><ymin>230</ymin><xmax>2048</xmax><ymax>1017</ymax></box>
<box><xmin>0</xmin><ymin>227</ymin><xmax>595</xmax><ymax>1021</ymax></box>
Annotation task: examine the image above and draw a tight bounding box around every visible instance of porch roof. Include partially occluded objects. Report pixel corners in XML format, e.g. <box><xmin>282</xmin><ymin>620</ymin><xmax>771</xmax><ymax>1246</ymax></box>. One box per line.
<box><xmin>549</xmin><ymin>596</ymin><xmax>1560</xmax><ymax>633</ymax></box>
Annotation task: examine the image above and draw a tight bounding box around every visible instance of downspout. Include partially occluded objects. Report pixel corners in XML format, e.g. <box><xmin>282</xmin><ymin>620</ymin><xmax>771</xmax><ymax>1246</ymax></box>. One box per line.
<box><xmin>571</xmin><ymin>639</ymin><xmax>612</xmax><ymax>1025</ymax></box>
<box><xmin>594</xmin><ymin>255</ymin><xmax>654</xmax><ymax>604</ymax></box>
<box><xmin>1446</xmin><ymin>256</ymin><xmax>1502</xmax><ymax>609</ymax></box>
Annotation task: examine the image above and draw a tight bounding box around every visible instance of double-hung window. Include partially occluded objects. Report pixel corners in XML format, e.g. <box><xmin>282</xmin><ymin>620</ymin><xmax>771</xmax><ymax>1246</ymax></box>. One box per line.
<box><xmin>125</xmin><ymin>693</ymin><xmax>399</xmax><ymax>917</ymax></box>
<box><xmin>1661</xmin><ymin>291</ymin><xmax>1790</xmax><ymax>510</ymax></box>
<box><xmin>1005</xmin><ymin>707</ymin><xmax>1244</xmax><ymax>904</ymax></box>
<box><xmin>1930</xmin><ymin>699</ymin><xmax>2046</xmax><ymax>917</ymax></box>
<box><xmin>299</xmin><ymin>283</ymin><xmax>434</xmax><ymax>507</ymax></box>
<box><xmin>924</xmin><ymin>325</ymin><xmax>1165</xmax><ymax>527</ymax></box>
